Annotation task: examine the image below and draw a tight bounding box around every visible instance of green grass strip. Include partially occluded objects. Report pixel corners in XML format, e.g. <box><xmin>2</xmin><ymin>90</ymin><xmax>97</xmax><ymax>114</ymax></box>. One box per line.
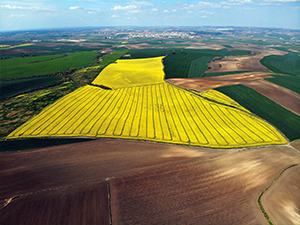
<box><xmin>266</xmin><ymin>75</ymin><xmax>300</xmax><ymax>95</ymax></box>
<box><xmin>258</xmin><ymin>164</ymin><xmax>298</xmax><ymax>225</ymax></box>
<box><xmin>106</xmin><ymin>178</ymin><xmax>113</xmax><ymax>225</ymax></box>
<box><xmin>215</xmin><ymin>84</ymin><xmax>300</xmax><ymax>141</ymax></box>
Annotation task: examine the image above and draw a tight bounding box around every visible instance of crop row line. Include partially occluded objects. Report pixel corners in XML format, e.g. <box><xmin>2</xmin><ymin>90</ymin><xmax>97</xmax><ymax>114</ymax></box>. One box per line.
<box><xmin>9</xmin><ymin>83</ymin><xmax>285</xmax><ymax>147</ymax></box>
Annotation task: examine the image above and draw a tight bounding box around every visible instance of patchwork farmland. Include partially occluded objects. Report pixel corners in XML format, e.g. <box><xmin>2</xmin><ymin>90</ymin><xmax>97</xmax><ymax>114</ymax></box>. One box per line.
<box><xmin>1</xmin><ymin>27</ymin><xmax>300</xmax><ymax>225</ymax></box>
<box><xmin>7</xmin><ymin>57</ymin><xmax>286</xmax><ymax>148</ymax></box>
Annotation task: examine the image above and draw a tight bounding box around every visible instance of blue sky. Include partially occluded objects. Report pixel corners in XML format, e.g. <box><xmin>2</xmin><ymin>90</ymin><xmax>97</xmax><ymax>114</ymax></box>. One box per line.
<box><xmin>0</xmin><ymin>0</ymin><xmax>299</xmax><ymax>31</ymax></box>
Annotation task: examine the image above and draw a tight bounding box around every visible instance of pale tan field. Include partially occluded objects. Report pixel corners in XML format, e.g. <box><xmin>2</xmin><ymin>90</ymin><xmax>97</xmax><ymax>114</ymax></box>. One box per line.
<box><xmin>207</xmin><ymin>49</ymin><xmax>288</xmax><ymax>73</ymax></box>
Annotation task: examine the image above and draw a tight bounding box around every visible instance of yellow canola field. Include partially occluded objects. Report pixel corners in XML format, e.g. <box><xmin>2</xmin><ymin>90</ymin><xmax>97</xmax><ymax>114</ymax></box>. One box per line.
<box><xmin>8</xmin><ymin>83</ymin><xmax>287</xmax><ymax>148</ymax></box>
<box><xmin>92</xmin><ymin>56</ymin><xmax>165</xmax><ymax>89</ymax></box>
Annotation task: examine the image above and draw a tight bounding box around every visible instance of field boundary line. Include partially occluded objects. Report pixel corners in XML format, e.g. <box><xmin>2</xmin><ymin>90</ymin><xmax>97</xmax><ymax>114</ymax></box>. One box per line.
<box><xmin>106</xmin><ymin>178</ymin><xmax>113</xmax><ymax>225</ymax></box>
<box><xmin>258</xmin><ymin>164</ymin><xmax>298</xmax><ymax>225</ymax></box>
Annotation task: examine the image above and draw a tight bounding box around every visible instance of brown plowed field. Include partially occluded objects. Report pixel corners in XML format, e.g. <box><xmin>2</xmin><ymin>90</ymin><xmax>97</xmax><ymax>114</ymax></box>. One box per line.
<box><xmin>1</xmin><ymin>139</ymin><xmax>225</xmax><ymax>201</ymax></box>
<box><xmin>206</xmin><ymin>49</ymin><xmax>287</xmax><ymax>73</ymax></box>
<box><xmin>110</xmin><ymin>146</ymin><xmax>299</xmax><ymax>225</ymax></box>
<box><xmin>1</xmin><ymin>139</ymin><xmax>299</xmax><ymax>224</ymax></box>
<box><xmin>0</xmin><ymin>181</ymin><xmax>110</xmax><ymax>225</ymax></box>
<box><xmin>261</xmin><ymin>165</ymin><xmax>300</xmax><ymax>225</ymax></box>
<box><xmin>244</xmin><ymin>80</ymin><xmax>300</xmax><ymax>116</ymax></box>
<box><xmin>166</xmin><ymin>72</ymin><xmax>271</xmax><ymax>92</ymax></box>
<box><xmin>291</xmin><ymin>140</ymin><xmax>300</xmax><ymax>151</ymax></box>
<box><xmin>0</xmin><ymin>49</ymin><xmax>52</xmax><ymax>55</ymax></box>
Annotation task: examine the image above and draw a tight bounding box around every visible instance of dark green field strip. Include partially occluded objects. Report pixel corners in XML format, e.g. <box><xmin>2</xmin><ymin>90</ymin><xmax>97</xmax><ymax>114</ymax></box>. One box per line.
<box><xmin>203</xmin><ymin>71</ymin><xmax>253</xmax><ymax>77</ymax></box>
<box><xmin>164</xmin><ymin>49</ymin><xmax>251</xmax><ymax>79</ymax></box>
<box><xmin>266</xmin><ymin>75</ymin><xmax>300</xmax><ymax>95</ymax></box>
<box><xmin>188</xmin><ymin>56</ymin><xmax>215</xmax><ymax>78</ymax></box>
<box><xmin>215</xmin><ymin>84</ymin><xmax>300</xmax><ymax>141</ymax></box>
<box><xmin>223</xmin><ymin>45</ymin><xmax>234</xmax><ymax>49</ymax></box>
<box><xmin>0</xmin><ymin>76</ymin><xmax>63</xmax><ymax>100</ymax></box>
<box><xmin>260</xmin><ymin>53</ymin><xmax>300</xmax><ymax>76</ymax></box>
<box><xmin>0</xmin><ymin>51</ymin><xmax>99</xmax><ymax>79</ymax></box>
<box><xmin>0</xmin><ymin>138</ymin><xmax>94</xmax><ymax>152</ymax></box>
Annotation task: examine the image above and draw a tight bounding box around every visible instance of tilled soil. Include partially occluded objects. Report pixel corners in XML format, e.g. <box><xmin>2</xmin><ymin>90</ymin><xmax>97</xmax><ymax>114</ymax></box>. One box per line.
<box><xmin>244</xmin><ymin>80</ymin><xmax>300</xmax><ymax>116</ymax></box>
<box><xmin>0</xmin><ymin>139</ymin><xmax>299</xmax><ymax>225</ymax></box>
<box><xmin>261</xmin><ymin>165</ymin><xmax>300</xmax><ymax>225</ymax></box>
<box><xmin>206</xmin><ymin>49</ymin><xmax>287</xmax><ymax>73</ymax></box>
<box><xmin>110</xmin><ymin>146</ymin><xmax>299</xmax><ymax>225</ymax></box>
<box><xmin>0</xmin><ymin>181</ymin><xmax>110</xmax><ymax>225</ymax></box>
<box><xmin>291</xmin><ymin>140</ymin><xmax>300</xmax><ymax>151</ymax></box>
<box><xmin>166</xmin><ymin>72</ymin><xmax>271</xmax><ymax>92</ymax></box>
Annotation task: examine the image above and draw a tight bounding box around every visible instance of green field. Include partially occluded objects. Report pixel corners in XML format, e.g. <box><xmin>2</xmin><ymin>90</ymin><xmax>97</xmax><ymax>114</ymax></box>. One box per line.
<box><xmin>260</xmin><ymin>53</ymin><xmax>300</xmax><ymax>76</ymax></box>
<box><xmin>163</xmin><ymin>49</ymin><xmax>251</xmax><ymax>79</ymax></box>
<box><xmin>215</xmin><ymin>84</ymin><xmax>300</xmax><ymax>141</ymax></box>
<box><xmin>188</xmin><ymin>56</ymin><xmax>215</xmax><ymax>78</ymax></box>
<box><xmin>0</xmin><ymin>51</ymin><xmax>99</xmax><ymax>79</ymax></box>
<box><xmin>223</xmin><ymin>45</ymin><xmax>234</xmax><ymax>49</ymax></box>
<box><xmin>266</xmin><ymin>75</ymin><xmax>300</xmax><ymax>95</ymax></box>
<box><xmin>0</xmin><ymin>76</ymin><xmax>62</xmax><ymax>100</ymax></box>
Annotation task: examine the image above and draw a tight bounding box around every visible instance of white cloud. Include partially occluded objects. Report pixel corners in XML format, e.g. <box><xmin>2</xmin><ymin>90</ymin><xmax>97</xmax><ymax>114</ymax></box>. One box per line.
<box><xmin>198</xmin><ymin>2</ymin><xmax>221</xmax><ymax>8</ymax></box>
<box><xmin>243</xmin><ymin>7</ymin><xmax>255</xmax><ymax>10</ymax></box>
<box><xmin>129</xmin><ymin>9</ymin><xmax>142</xmax><ymax>13</ymax></box>
<box><xmin>113</xmin><ymin>5</ymin><xmax>137</xmax><ymax>10</ymax></box>
<box><xmin>88</xmin><ymin>11</ymin><xmax>96</xmax><ymax>14</ymax></box>
<box><xmin>223</xmin><ymin>6</ymin><xmax>231</xmax><ymax>9</ymax></box>
<box><xmin>0</xmin><ymin>4</ymin><xmax>50</xmax><ymax>11</ymax></box>
<box><xmin>130</xmin><ymin>1</ymin><xmax>153</xmax><ymax>6</ymax></box>
<box><xmin>151</xmin><ymin>8</ymin><xmax>158</xmax><ymax>11</ymax></box>
<box><xmin>8</xmin><ymin>14</ymin><xmax>25</xmax><ymax>18</ymax></box>
<box><xmin>69</xmin><ymin>6</ymin><xmax>81</xmax><ymax>10</ymax></box>
<box><xmin>188</xmin><ymin>10</ymin><xmax>193</xmax><ymax>13</ymax></box>
<box><xmin>111</xmin><ymin>15</ymin><xmax>118</xmax><ymax>17</ymax></box>
<box><xmin>1</xmin><ymin>4</ymin><xmax>24</xmax><ymax>9</ymax></box>
<box><xmin>172</xmin><ymin>9</ymin><xmax>177</xmax><ymax>12</ymax></box>
<box><xmin>163</xmin><ymin>9</ymin><xmax>169</xmax><ymax>13</ymax></box>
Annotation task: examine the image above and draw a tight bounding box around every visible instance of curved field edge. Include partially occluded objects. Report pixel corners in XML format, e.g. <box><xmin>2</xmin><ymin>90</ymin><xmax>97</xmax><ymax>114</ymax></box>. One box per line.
<box><xmin>258</xmin><ymin>164</ymin><xmax>298</xmax><ymax>225</ymax></box>
<box><xmin>260</xmin><ymin>53</ymin><xmax>300</xmax><ymax>76</ymax></box>
<box><xmin>0</xmin><ymin>49</ymin><xmax>128</xmax><ymax>140</ymax></box>
<box><xmin>215</xmin><ymin>84</ymin><xmax>300</xmax><ymax>141</ymax></box>
<box><xmin>92</xmin><ymin>56</ymin><xmax>165</xmax><ymax>89</ymax></box>
<box><xmin>121</xmin><ymin>48</ymin><xmax>251</xmax><ymax>79</ymax></box>
<box><xmin>7</xmin><ymin>83</ymin><xmax>286</xmax><ymax>148</ymax></box>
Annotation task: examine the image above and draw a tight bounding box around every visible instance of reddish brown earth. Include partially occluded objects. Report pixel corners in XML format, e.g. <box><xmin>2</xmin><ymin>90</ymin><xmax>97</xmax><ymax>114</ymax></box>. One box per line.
<box><xmin>244</xmin><ymin>80</ymin><xmax>300</xmax><ymax>116</ymax></box>
<box><xmin>110</xmin><ymin>146</ymin><xmax>299</xmax><ymax>225</ymax></box>
<box><xmin>1</xmin><ymin>139</ymin><xmax>298</xmax><ymax>224</ymax></box>
<box><xmin>0</xmin><ymin>181</ymin><xmax>110</xmax><ymax>225</ymax></box>
<box><xmin>261</xmin><ymin>165</ymin><xmax>300</xmax><ymax>225</ymax></box>
<box><xmin>291</xmin><ymin>140</ymin><xmax>300</xmax><ymax>151</ymax></box>
<box><xmin>166</xmin><ymin>72</ymin><xmax>272</xmax><ymax>92</ymax></box>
